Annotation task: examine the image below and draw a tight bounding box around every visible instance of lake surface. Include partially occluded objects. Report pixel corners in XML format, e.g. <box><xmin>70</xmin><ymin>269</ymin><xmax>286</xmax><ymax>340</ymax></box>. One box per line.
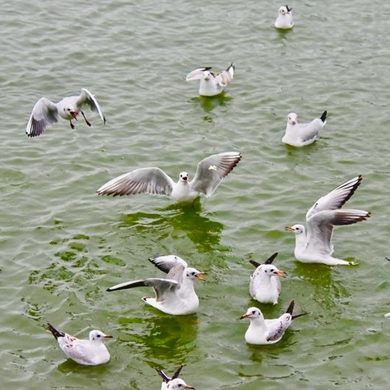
<box><xmin>1</xmin><ymin>0</ymin><xmax>390</xmax><ymax>388</ymax></box>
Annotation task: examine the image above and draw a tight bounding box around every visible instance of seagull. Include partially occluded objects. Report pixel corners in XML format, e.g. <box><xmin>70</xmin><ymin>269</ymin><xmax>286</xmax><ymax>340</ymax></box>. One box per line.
<box><xmin>282</xmin><ymin>111</ymin><xmax>327</xmax><ymax>147</ymax></box>
<box><xmin>249</xmin><ymin>252</ymin><xmax>285</xmax><ymax>305</ymax></box>
<box><xmin>156</xmin><ymin>364</ymin><xmax>195</xmax><ymax>390</ymax></box>
<box><xmin>285</xmin><ymin>175</ymin><xmax>370</xmax><ymax>265</ymax></box>
<box><xmin>274</xmin><ymin>5</ymin><xmax>294</xmax><ymax>29</ymax></box>
<box><xmin>240</xmin><ymin>300</ymin><xmax>306</xmax><ymax>345</ymax></box>
<box><xmin>26</xmin><ymin>88</ymin><xmax>106</xmax><ymax>137</ymax></box>
<box><xmin>46</xmin><ymin>323</ymin><xmax>112</xmax><ymax>365</ymax></box>
<box><xmin>106</xmin><ymin>255</ymin><xmax>206</xmax><ymax>315</ymax></box>
<box><xmin>96</xmin><ymin>151</ymin><xmax>242</xmax><ymax>203</ymax></box>
<box><xmin>186</xmin><ymin>63</ymin><xmax>235</xmax><ymax>96</ymax></box>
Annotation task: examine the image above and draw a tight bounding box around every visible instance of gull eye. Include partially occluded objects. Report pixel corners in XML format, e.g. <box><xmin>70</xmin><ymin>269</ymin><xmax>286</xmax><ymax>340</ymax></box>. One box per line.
<box><xmin>252</xmin><ymin>310</ymin><xmax>256</xmax><ymax>315</ymax></box>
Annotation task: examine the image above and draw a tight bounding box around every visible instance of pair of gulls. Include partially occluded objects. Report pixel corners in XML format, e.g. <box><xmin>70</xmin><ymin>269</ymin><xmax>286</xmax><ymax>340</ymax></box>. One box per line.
<box><xmin>25</xmin><ymin>64</ymin><xmax>234</xmax><ymax>137</ymax></box>
<box><xmin>99</xmin><ymin>168</ymin><xmax>369</xmax><ymax>266</ymax></box>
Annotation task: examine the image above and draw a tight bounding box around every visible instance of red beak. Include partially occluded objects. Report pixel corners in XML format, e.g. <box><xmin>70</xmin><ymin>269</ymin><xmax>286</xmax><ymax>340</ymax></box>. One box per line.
<box><xmin>70</xmin><ymin>111</ymin><xmax>78</xmax><ymax>120</ymax></box>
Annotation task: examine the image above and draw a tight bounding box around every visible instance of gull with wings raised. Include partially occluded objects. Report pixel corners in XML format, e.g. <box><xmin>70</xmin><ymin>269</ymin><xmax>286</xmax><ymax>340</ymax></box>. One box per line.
<box><xmin>97</xmin><ymin>151</ymin><xmax>241</xmax><ymax>203</ymax></box>
<box><xmin>106</xmin><ymin>255</ymin><xmax>205</xmax><ymax>315</ymax></box>
<box><xmin>186</xmin><ymin>63</ymin><xmax>235</xmax><ymax>96</ymax></box>
<box><xmin>286</xmin><ymin>175</ymin><xmax>370</xmax><ymax>265</ymax></box>
<box><xmin>26</xmin><ymin>88</ymin><xmax>106</xmax><ymax>137</ymax></box>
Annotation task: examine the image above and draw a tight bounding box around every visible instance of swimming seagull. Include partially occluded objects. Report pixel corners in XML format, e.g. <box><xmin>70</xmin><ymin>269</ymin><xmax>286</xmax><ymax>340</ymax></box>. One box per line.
<box><xmin>106</xmin><ymin>255</ymin><xmax>206</xmax><ymax>315</ymax></box>
<box><xmin>156</xmin><ymin>364</ymin><xmax>195</xmax><ymax>390</ymax></box>
<box><xmin>26</xmin><ymin>88</ymin><xmax>106</xmax><ymax>137</ymax></box>
<box><xmin>96</xmin><ymin>151</ymin><xmax>242</xmax><ymax>203</ymax></box>
<box><xmin>285</xmin><ymin>175</ymin><xmax>370</xmax><ymax>265</ymax></box>
<box><xmin>249</xmin><ymin>252</ymin><xmax>285</xmax><ymax>305</ymax></box>
<box><xmin>282</xmin><ymin>111</ymin><xmax>327</xmax><ymax>147</ymax></box>
<box><xmin>186</xmin><ymin>63</ymin><xmax>235</xmax><ymax>96</ymax></box>
<box><xmin>274</xmin><ymin>5</ymin><xmax>294</xmax><ymax>29</ymax></box>
<box><xmin>240</xmin><ymin>300</ymin><xmax>307</xmax><ymax>345</ymax></box>
<box><xmin>46</xmin><ymin>323</ymin><xmax>112</xmax><ymax>365</ymax></box>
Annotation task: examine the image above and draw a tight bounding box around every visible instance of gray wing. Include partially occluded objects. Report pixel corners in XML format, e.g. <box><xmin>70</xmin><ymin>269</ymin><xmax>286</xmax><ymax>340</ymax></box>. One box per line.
<box><xmin>307</xmin><ymin>209</ymin><xmax>370</xmax><ymax>256</ymax></box>
<box><xmin>306</xmin><ymin>176</ymin><xmax>363</xmax><ymax>221</ymax></box>
<box><xmin>26</xmin><ymin>97</ymin><xmax>58</xmax><ymax>137</ymax></box>
<box><xmin>76</xmin><ymin>88</ymin><xmax>106</xmax><ymax>124</ymax></box>
<box><xmin>265</xmin><ymin>314</ymin><xmax>292</xmax><ymax>342</ymax></box>
<box><xmin>297</xmin><ymin>118</ymin><xmax>324</xmax><ymax>143</ymax></box>
<box><xmin>190</xmin><ymin>151</ymin><xmax>242</xmax><ymax>196</ymax></box>
<box><xmin>215</xmin><ymin>63</ymin><xmax>235</xmax><ymax>87</ymax></box>
<box><xmin>149</xmin><ymin>255</ymin><xmax>188</xmax><ymax>274</ymax></box>
<box><xmin>186</xmin><ymin>67</ymin><xmax>212</xmax><ymax>81</ymax></box>
<box><xmin>96</xmin><ymin>167</ymin><xmax>175</xmax><ymax>197</ymax></box>
<box><xmin>166</xmin><ymin>263</ymin><xmax>186</xmax><ymax>283</ymax></box>
<box><xmin>106</xmin><ymin>278</ymin><xmax>179</xmax><ymax>300</ymax></box>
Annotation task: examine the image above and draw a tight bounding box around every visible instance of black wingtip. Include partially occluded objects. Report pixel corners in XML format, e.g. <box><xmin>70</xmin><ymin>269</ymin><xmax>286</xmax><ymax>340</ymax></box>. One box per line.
<box><xmin>265</xmin><ymin>252</ymin><xmax>279</xmax><ymax>264</ymax></box>
<box><xmin>249</xmin><ymin>260</ymin><xmax>261</xmax><ymax>268</ymax></box>
<box><xmin>46</xmin><ymin>323</ymin><xmax>65</xmax><ymax>340</ymax></box>
<box><xmin>285</xmin><ymin>300</ymin><xmax>295</xmax><ymax>315</ymax></box>
<box><xmin>320</xmin><ymin>110</ymin><xmax>328</xmax><ymax>122</ymax></box>
<box><xmin>292</xmin><ymin>312</ymin><xmax>309</xmax><ymax>320</ymax></box>
<box><xmin>156</xmin><ymin>368</ymin><xmax>170</xmax><ymax>383</ymax></box>
<box><xmin>172</xmin><ymin>364</ymin><xmax>185</xmax><ymax>379</ymax></box>
<box><xmin>286</xmin><ymin>5</ymin><xmax>292</xmax><ymax>12</ymax></box>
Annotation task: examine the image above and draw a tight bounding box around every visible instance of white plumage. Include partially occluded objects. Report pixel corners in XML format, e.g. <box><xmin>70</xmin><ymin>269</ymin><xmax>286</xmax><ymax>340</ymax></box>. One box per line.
<box><xmin>107</xmin><ymin>255</ymin><xmax>205</xmax><ymax>315</ymax></box>
<box><xmin>26</xmin><ymin>88</ymin><xmax>105</xmax><ymax>137</ymax></box>
<box><xmin>282</xmin><ymin>111</ymin><xmax>327</xmax><ymax>147</ymax></box>
<box><xmin>97</xmin><ymin>151</ymin><xmax>241</xmax><ymax>203</ymax></box>
<box><xmin>249</xmin><ymin>252</ymin><xmax>285</xmax><ymax>305</ymax></box>
<box><xmin>286</xmin><ymin>175</ymin><xmax>370</xmax><ymax>265</ymax></box>
<box><xmin>186</xmin><ymin>63</ymin><xmax>235</xmax><ymax>96</ymax></box>
<box><xmin>46</xmin><ymin>323</ymin><xmax>112</xmax><ymax>365</ymax></box>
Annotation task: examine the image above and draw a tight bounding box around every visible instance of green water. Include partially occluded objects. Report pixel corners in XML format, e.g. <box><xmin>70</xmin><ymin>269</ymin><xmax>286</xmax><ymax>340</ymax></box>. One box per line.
<box><xmin>1</xmin><ymin>0</ymin><xmax>390</xmax><ymax>388</ymax></box>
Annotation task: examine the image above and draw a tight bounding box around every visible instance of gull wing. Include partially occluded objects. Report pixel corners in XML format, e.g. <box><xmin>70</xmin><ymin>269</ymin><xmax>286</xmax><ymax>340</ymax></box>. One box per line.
<box><xmin>216</xmin><ymin>63</ymin><xmax>235</xmax><ymax>87</ymax></box>
<box><xmin>265</xmin><ymin>313</ymin><xmax>292</xmax><ymax>343</ymax></box>
<box><xmin>190</xmin><ymin>151</ymin><xmax>242</xmax><ymax>197</ymax></box>
<box><xmin>156</xmin><ymin>368</ymin><xmax>170</xmax><ymax>383</ymax></box>
<box><xmin>59</xmin><ymin>338</ymin><xmax>98</xmax><ymax>364</ymax></box>
<box><xmin>96</xmin><ymin>167</ymin><xmax>175</xmax><ymax>197</ymax></box>
<box><xmin>306</xmin><ymin>176</ymin><xmax>363</xmax><ymax>221</ymax></box>
<box><xmin>296</xmin><ymin>118</ymin><xmax>324</xmax><ymax>143</ymax></box>
<box><xmin>186</xmin><ymin>67</ymin><xmax>212</xmax><ymax>81</ymax></box>
<box><xmin>306</xmin><ymin>209</ymin><xmax>370</xmax><ymax>255</ymax></box>
<box><xmin>149</xmin><ymin>255</ymin><xmax>188</xmax><ymax>274</ymax></box>
<box><xmin>166</xmin><ymin>263</ymin><xmax>186</xmax><ymax>283</ymax></box>
<box><xmin>26</xmin><ymin>97</ymin><xmax>58</xmax><ymax>137</ymax></box>
<box><xmin>77</xmin><ymin>88</ymin><xmax>106</xmax><ymax>123</ymax></box>
<box><xmin>106</xmin><ymin>278</ymin><xmax>179</xmax><ymax>301</ymax></box>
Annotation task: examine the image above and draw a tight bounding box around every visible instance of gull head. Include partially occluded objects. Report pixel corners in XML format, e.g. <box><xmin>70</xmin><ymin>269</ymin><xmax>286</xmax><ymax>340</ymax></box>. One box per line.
<box><xmin>179</xmin><ymin>172</ymin><xmax>189</xmax><ymax>183</ymax></box>
<box><xmin>167</xmin><ymin>378</ymin><xmax>195</xmax><ymax>390</ymax></box>
<box><xmin>287</xmin><ymin>112</ymin><xmax>298</xmax><ymax>126</ymax></box>
<box><xmin>89</xmin><ymin>330</ymin><xmax>113</xmax><ymax>342</ymax></box>
<box><xmin>63</xmin><ymin>106</ymin><xmax>78</xmax><ymax>120</ymax></box>
<box><xmin>259</xmin><ymin>264</ymin><xmax>286</xmax><ymax>278</ymax></box>
<box><xmin>279</xmin><ymin>5</ymin><xmax>292</xmax><ymax>15</ymax></box>
<box><xmin>203</xmin><ymin>70</ymin><xmax>211</xmax><ymax>81</ymax></box>
<box><xmin>285</xmin><ymin>224</ymin><xmax>305</xmax><ymax>235</ymax></box>
<box><xmin>240</xmin><ymin>307</ymin><xmax>264</xmax><ymax>321</ymax></box>
<box><xmin>186</xmin><ymin>267</ymin><xmax>206</xmax><ymax>281</ymax></box>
